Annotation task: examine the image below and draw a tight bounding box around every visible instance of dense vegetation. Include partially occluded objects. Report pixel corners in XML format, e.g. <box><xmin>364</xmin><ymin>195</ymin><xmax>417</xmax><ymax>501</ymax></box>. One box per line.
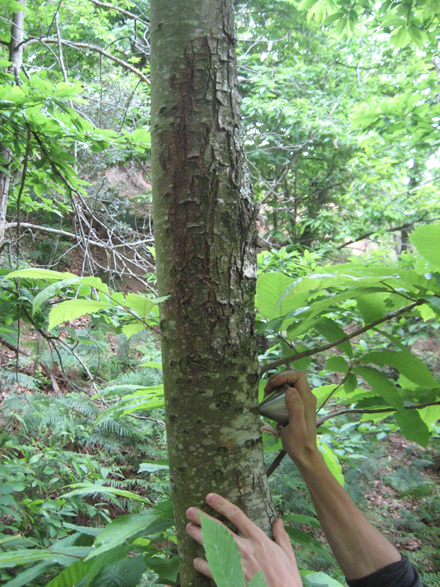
<box><xmin>1</xmin><ymin>0</ymin><xmax>440</xmax><ymax>586</ymax></box>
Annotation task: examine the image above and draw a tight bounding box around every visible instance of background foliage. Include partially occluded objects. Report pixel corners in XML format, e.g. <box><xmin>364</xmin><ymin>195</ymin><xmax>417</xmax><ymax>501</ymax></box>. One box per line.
<box><xmin>1</xmin><ymin>0</ymin><xmax>440</xmax><ymax>585</ymax></box>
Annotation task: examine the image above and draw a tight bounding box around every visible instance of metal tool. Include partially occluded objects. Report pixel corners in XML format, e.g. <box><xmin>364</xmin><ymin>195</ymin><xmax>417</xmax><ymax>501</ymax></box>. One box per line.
<box><xmin>258</xmin><ymin>383</ymin><xmax>290</xmax><ymax>425</ymax></box>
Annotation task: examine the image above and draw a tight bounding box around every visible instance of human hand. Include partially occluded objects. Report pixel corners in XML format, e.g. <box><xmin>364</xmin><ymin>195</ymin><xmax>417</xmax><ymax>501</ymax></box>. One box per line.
<box><xmin>264</xmin><ymin>371</ymin><xmax>319</xmax><ymax>467</ymax></box>
<box><xmin>186</xmin><ymin>493</ymin><xmax>302</xmax><ymax>587</ymax></box>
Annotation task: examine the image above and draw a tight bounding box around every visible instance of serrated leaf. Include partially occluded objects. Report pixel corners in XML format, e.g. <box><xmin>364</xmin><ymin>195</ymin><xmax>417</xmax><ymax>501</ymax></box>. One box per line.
<box><xmin>122</xmin><ymin>323</ymin><xmax>144</xmax><ymax>340</ymax></box>
<box><xmin>4</xmin><ymin>269</ymin><xmax>77</xmax><ymax>281</ymax></box>
<box><xmin>200</xmin><ymin>513</ymin><xmax>246</xmax><ymax>587</ymax></box>
<box><xmin>410</xmin><ymin>222</ymin><xmax>440</xmax><ymax>268</ymax></box>
<box><xmin>315</xmin><ymin>318</ymin><xmax>353</xmax><ymax>358</ymax></box>
<box><xmin>124</xmin><ymin>293</ymin><xmax>160</xmax><ymax>317</ymax></box>
<box><xmin>361</xmin><ymin>350</ymin><xmax>438</xmax><ymax>388</ymax></box>
<box><xmin>355</xmin><ymin>366</ymin><xmax>404</xmax><ymax>410</ymax></box>
<box><xmin>394</xmin><ymin>409</ymin><xmax>430</xmax><ymax>447</ymax></box>
<box><xmin>48</xmin><ymin>300</ymin><xmax>111</xmax><ymax>330</ymax></box>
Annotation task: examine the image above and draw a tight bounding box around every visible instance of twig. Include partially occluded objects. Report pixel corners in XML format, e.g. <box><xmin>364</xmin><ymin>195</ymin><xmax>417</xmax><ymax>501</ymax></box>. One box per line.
<box><xmin>1</xmin><ymin>337</ymin><xmax>60</xmax><ymax>392</ymax></box>
<box><xmin>260</xmin><ymin>300</ymin><xmax>422</xmax><ymax>375</ymax></box>
<box><xmin>21</xmin><ymin>37</ymin><xmax>150</xmax><ymax>83</ymax></box>
<box><xmin>86</xmin><ymin>0</ymin><xmax>150</xmax><ymax>25</ymax></box>
<box><xmin>316</xmin><ymin>400</ymin><xmax>440</xmax><ymax>426</ymax></box>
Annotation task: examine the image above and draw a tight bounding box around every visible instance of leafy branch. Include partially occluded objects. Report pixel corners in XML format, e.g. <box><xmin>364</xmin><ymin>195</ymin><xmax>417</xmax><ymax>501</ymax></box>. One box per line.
<box><xmin>260</xmin><ymin>300</ymin><xmax>423</xmax><ymax>375</ymax></box>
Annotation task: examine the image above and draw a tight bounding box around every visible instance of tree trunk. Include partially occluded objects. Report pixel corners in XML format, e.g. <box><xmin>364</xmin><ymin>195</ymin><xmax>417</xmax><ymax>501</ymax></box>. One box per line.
<box><xmin>0</xmin><ymin>0</ymin><xmax>25</xmax><ymax>244</ymax></box>
<box><xmin>150</xmin><ymin>1</ymin><xmax>276</xmax><ymax>585</ymax></box>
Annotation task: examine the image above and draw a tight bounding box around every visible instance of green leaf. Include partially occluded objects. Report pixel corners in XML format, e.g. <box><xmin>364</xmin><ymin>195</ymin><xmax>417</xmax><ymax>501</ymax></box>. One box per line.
<box><xmin>4</xmin><ymin>269</ymin><xmax>77</xmax><ymax>281</ymax></box>
<box><xmin>256</xmin><ymin>272</ymin><xmax>295</xmax><ymax>319</ymax></box>
<box><xmin>355</xmin><ymin>366</ymin><xmax>404</xmax><ymax>410</ymax></box>
<box><xmin>0</xmin><ymin>549</ymin><xmax>73</xmax><ymax>569</ymax></box>
<box><xmin>282</xmin><ymin>514</ymin><xmax>321</xmax><ymax>528</ymax></box>
<box><xmin>44</xmin><ymin>559</ymin><xmax>93</xmax><ymax>587</ymax></box>
<box><xmin>394</xmin><ymin>409</ymin><xmax>430</xmax><ymax>447</ymax></box>
<box><xmin>144</xmin><ymin>556</ymin><xmax>180</xmax><ymax>584</ymax></box>
<box><xmin>248</xmin><ymin>571</ymin><xmax>269</xmax><ymax>587</ymax></box>
<box><xmin>86</xmin><ymin>509</ymin><xmax>164</xmax><ymax>560</ymax></box>
<box><xmin>88</xmin><ymin>556</ymin><xmax>145</xmax><ymax>587</ymax></box>
<box><xmin>2</xmin><ymin>561</ymin><xmax>52</xmax><ymax>587</ymax></box>
<box><xmin>48</xmin><ymin>300</ymin><xmax>111</xmax><ymax>330</ymax></box>
<box><xmin>315</xmin><ymin>318</ymin><xmax>353</xmax><ymax>358</ymax></box>
<box><xmin>200</xmin><ymin>513</ymin><xmax>246</xmax><ymax>587</ymax></box>
<box><xmin>124</xmin><ymin>293</ymin><xmax>161</xmax><ymax>317</ymax></box>
<box><xmin>298</xmin><ymin>0</ymin><xmax>317</xmax><ymax>10</ymax></box>
<box><xmin>138</xmin><ymin>462</ymin><xmax>169</xmax><ymax>473</ymax></box>
<box><xmin>32</xmin><ymin>278</ymin><xmax>83</xmax><ymax>312</ymax></box>
<box><xmin>410</xmin><ymin>222</ymin><xmax>440</xmax><ymax>268</ymax></box>
<box><xmin>344</xmin><ymin>373</ymin><xmax>357</xmax><ymax>394</ymax></box>
<box><xmin>304</xmin><ymin>571</ymin><xmax>345</xmax><ymax>587</ymax></box>
<box><xmin>325</xmin><ymin>356</ymin><xmax>349</xmax><ymax>373</ymax></box>
<box><xmin>361</xmin><ymin>350</ymin><xmax>438</xmax><ymax>388</ymax></box>
<box><xmin>85</xmin><ymin>546</ymin><xmax>129</xmax><ymax>586</ymax></box>
<box><xmin>284</xmin><ymin>527</ymin><xmax>333</xmax><ymax>563</ymax></box>
<box><xmin>317</xmin><ymin>440</ymin><xmax>344</xmax><ymax>486</ymax></box>
<box><xmin>122</xmin><ymin>323</ymin><xmax>144</xmax><ymax>340</ymax></box>
<box><xmin>356</xmin><ymin>293</ymin><xmax>387</xmax><ymax>323</ymax></box>
<box><xmin>140</xmin><ymin>361</ymin><xmax>163</xmax><ymax>369</ymax></box>
<box><xmin>61</xmin><ymin>483</ymin><xmax>150</xmax><ymax>504</ymax></box>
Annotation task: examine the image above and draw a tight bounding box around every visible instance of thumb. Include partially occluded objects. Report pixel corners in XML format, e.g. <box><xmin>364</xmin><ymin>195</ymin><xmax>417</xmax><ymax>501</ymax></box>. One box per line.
<box><xmin>273</xmin><ymin>518</ymin><xmax>294</xmax><ymax>555</ymax></box>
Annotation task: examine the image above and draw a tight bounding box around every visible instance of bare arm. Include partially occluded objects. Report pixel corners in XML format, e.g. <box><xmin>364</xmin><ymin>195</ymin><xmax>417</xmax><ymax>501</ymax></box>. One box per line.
<box><xmin>265</xmin><ymin>371</ymin><xmax>401</xmax><ymax>581</ymax></box>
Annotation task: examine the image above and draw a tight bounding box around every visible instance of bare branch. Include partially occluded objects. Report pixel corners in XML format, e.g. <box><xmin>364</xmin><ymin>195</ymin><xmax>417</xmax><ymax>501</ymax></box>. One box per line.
<box><xmin>21</xmin><ymin>37</ymin><xmax>150</xmax><ymax>83</ymax></box>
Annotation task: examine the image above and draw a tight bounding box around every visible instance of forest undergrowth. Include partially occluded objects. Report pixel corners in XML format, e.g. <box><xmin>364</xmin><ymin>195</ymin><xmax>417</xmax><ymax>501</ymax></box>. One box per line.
<box><xmin>1</xmin><ymin>311</ymin><xmax>440</xmax><ymax>586</ymax></box>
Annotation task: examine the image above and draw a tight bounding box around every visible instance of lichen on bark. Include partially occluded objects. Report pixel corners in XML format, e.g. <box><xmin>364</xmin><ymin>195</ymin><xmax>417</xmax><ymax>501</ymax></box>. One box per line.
<box><xmin>150</xmin><ymin>1</ymin><xmax>276</xmax><ymax>585</ymax></box>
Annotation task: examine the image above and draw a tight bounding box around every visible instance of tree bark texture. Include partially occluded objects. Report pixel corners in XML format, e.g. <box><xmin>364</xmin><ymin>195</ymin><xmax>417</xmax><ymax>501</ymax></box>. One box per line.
<box><xmin>150</xmin><ymin>1</ymin><xmax>276</xmax><ymax>585</ymax></box>
<box><xmin>0</xmin><ymin>0</ymin><xmax>25</xmax><ymax>244</ymax></box>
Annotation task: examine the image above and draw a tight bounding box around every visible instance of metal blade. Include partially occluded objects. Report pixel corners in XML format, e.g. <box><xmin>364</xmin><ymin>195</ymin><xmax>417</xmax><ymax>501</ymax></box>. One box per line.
<box><xmin>258</xmin><ymin>385</ymin><xmax>290</xmax><ymax>425</ymax></box>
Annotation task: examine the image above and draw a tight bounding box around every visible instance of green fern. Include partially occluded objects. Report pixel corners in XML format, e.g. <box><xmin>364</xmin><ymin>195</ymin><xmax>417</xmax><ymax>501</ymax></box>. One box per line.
<box><xmin>421</xmin><ymin>572</ymin><xmax>440</xmax><ymax>587</ymax></box>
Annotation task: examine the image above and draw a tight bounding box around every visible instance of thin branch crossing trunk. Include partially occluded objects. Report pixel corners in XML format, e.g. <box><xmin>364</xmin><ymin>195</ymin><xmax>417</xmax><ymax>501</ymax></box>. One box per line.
<box><xmin>150</xmin><ymin>1</ymin><xmax>276</xmax><ymax>585</ymax></box>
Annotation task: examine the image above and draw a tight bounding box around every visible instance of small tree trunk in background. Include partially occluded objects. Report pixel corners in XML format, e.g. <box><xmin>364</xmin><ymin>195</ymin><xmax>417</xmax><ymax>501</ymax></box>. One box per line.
<box><xmin>0</xmin><ymin>0</ymin><xmax>25</xmax><ymax>244</ymax></box>
<box><xmin>150</xmin><ymin>1</ymin><xmax>276</xmax><ymax>585</ymax></box>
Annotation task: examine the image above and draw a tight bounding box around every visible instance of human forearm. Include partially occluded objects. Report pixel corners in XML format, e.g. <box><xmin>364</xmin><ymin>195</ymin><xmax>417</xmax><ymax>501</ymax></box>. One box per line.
<box><xmin>293</xmin><ymin>448</ymin><xmax>401</xmax><ymax>580</ymax></box>
<box><xmin>263</xmin><ymin>372</ymin><xmax>402</xmax><ymax>581</ymax></box>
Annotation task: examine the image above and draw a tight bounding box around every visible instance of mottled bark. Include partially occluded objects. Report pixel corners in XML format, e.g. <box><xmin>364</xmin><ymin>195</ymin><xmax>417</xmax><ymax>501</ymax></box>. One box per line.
<box><xmin>150</xmin><ymin>1</ymin><xmax>276</xmax><ymax>585</ymax></box>
<box><xmin>0</xmin><ymin>0</ymin><xmax>25</xmax><ymax>244</ymax></box>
